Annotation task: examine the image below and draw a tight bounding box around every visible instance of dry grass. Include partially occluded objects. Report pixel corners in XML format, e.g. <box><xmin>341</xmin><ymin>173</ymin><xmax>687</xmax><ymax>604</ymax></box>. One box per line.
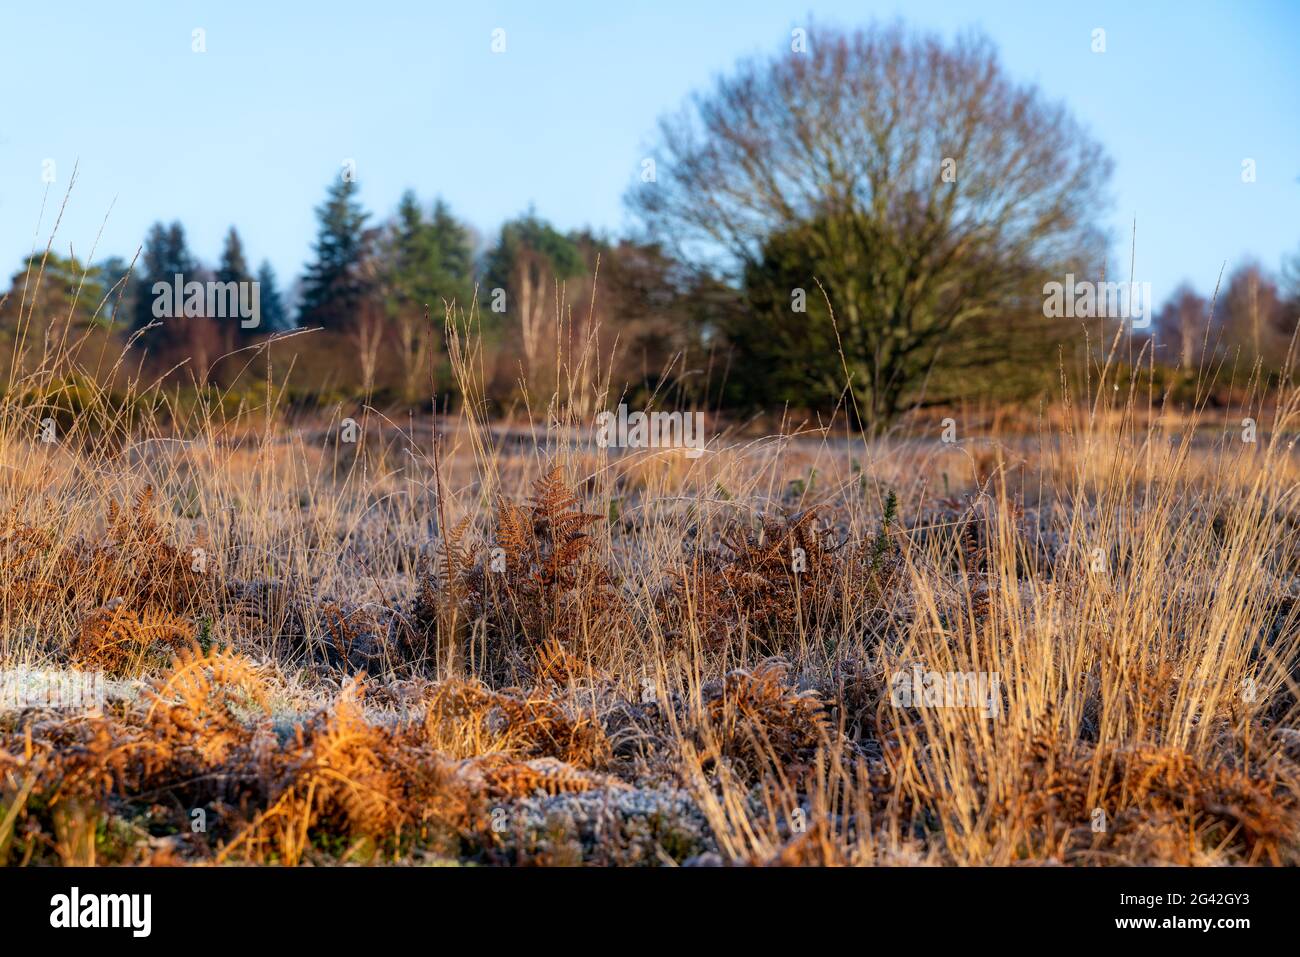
<box><xmin>3</xmin><ymin>263</ymin><xmax>1300</xmax><ymax>866</ymax></box>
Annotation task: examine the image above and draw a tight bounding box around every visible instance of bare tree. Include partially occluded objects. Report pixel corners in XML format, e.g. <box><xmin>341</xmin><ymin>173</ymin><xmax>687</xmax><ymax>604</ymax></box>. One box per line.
<box><xmin>482</xmin><ymin>214</ymin><xmax>584</xmax><ymax>407</ymax></box>
<box><xmin>350</xmin><ymin>257</ymin><xmax>386</xmax><ymax>396</ymax></box>
<box><xmin>1155</xmin><ymin>285</ymin><xmax>1209</xmax><ymax>372</ymax></box>
<box><xmin>1221</xmin><ymin>262</ymin><xmax>1288</xmax><ymax>368</ymax></box>
<box><xmin>514</xmin><ymin>249</ymin><xmax>550</xmax><ymax>378</ymax></box>
<box><xmin>392</xmin><ymin>303</ymin><xmax>433</xmax><ymax>404</ymax></box>
<box><xmin>628</xmin><ymin>22</ymin><xmax>1112</xmax><ymax>428</ymax></box>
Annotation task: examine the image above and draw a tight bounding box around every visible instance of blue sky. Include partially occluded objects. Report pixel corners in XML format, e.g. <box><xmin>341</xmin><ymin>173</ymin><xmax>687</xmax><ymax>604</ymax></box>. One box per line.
<box><xmin>1</xmin><ymin>0</ymin><xmax>1297</xmax><ymax>306</ymax></box>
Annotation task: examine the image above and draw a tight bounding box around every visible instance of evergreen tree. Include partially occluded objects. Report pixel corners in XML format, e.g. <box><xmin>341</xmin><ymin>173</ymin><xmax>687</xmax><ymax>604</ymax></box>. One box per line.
<box><xmin>482</xmin><ymin>211</ymin><xmax>583</xmax><ymax>302</ymax></box>
<box><xmin>428</xmin><ymin>198</ymin><xmax>474</xmax><ymax>304</ymax></box>
<box><xmin>215</xmin><ymin>226</ymin><xmax>256</xmax><ymax>337</ymax></box>
<box><xmin>216</xmin><ymin>227</ymin><xmax>252</xmax><ymax>286</ymax></box>
<box><xmin>382</xmin><ymin>191</ymin><xmax>473</xmax><ymax>316</ymax></box>
<box><xmin>95</xmin><ymin>255</ymin><xmax>135</xmax><ymax>324</ymax></box>
<box><xmin>480</xmin><ymin>212</ymin><xmax>585</xmax><ymax>401</ymax></box>
<box><xmin>132</xmin><ymin>221</ymin><xmax>197</xmax><ymax>334</ymax></box>
<box><xmin>385</xmin><ymin>190</ymin><xmax>438</xmax><ymax>305</ymax></box>
<box><xmin>256</xmin><ymin>260</ymin><xmax>290</xmax><ymax>332</ymax></box>
<box><xmin>298</xmin><ymin>174</ymin><xmax>373</xmax><ymax>330</ymax></box>
<box><xmin>378</xmin><ymin>191</ymin><xmax>474</xmax><ymax>402</ymax></box>
<box><xmin>0</xmin><ymin>253</ymin><xmax>108</xmax><ymax>331</ymax></box>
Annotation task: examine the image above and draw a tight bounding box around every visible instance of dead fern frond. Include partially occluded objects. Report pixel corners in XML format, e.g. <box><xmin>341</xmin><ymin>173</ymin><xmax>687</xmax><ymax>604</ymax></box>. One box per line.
<box><xmin>453</xmin><ymin>753</ymin><xmax>607</xmax><ymax>799</ymax></box>
<box><xmin>463</xmin><ymin>466</ymin><xmax>622</xmax><ymax>681</ymax></box>
<box><xmin>74</xmin><ymin>602</ymin><xmax>194</xmax><ymax>676</ymax></box>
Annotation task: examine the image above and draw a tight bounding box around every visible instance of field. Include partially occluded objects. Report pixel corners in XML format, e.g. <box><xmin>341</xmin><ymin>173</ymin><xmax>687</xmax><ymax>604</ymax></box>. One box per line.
<box><xmin>2</xmin><ymin>321</ymin><xmax>1300</xmax><ymax>867</ymax></box>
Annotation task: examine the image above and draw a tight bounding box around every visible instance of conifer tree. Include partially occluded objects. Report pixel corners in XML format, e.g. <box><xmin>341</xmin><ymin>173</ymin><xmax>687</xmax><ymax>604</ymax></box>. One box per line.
<box><xmin>132</xmin><ymin>221</ymin><xmax>197</xmax><ymax>335</ymax></box>
<box><xmin>256</xmin><ymin>260</ymin><xmax>290</xmax><ymax>332</ymax></box>
<box><xmin>298</xmin><ymin>174</ymin><xmax>373</xmax><ymax>330</ymax></box>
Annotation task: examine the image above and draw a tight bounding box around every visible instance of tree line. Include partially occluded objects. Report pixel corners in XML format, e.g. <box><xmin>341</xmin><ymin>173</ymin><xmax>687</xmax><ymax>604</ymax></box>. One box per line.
<box><xmin>4</xmin><ymin>22</ymin><xmax>1298</xmax><ymax>426</ymax></box>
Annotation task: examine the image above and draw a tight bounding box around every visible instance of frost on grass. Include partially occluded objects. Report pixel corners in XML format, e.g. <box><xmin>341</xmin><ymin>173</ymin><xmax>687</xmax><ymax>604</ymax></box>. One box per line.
<box><xmin>4</xmin><ymin>407</ymin><xmax>1300</xmax><ymax>866</ymax></box>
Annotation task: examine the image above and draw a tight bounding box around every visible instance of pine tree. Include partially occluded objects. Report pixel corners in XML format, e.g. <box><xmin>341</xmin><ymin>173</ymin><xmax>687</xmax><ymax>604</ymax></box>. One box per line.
<box><xmin>216</xmin><ymin>227</ymin><xmax>252</xmax><ymax>286</ymax></box>
<box><xmin>215</xmin><ymin>227</ymin><xmax>256</xmax><ymax>338</ymax></box>
<box><xmin>428</xmin><ymin>198</ymin><xmax>474</xmax><ymax>307</ymax></box>
<box><xmin>378</xmin><ymin>191</ymin><xmax>474</xmax><ymax>402</ymax></box>
<box><xmin>256</xmin><ymin>261</ymin><xmax>290</xmax><ymax>332</ymax></box>
<box><xmin>382</xmin><ymin>191</ymin><xmax>474</xmax><ymax>316</ymax></box>
<box><xmin>385</xmin><ymin>190</ymin><xmax>437</xmax><ymax>305</ymax></box>
<box><xmin>481</xmin><ymin>212</ymin><xmax>584</xmax><ymax>389</ymax></box>
<box><xmin>0</xmin><ymin>253</ymin><xmax>108</xmax><ymax>331</ymax></box>
<box><xmin>482</xmin><ymin>211</ymin><xmax>583</xmax><ymax>299</ymax></box>
<box><xmin>298</xmin><ymin>174</ymin><xmax>373</xmax><ymax>330</ymax></box>
<box><xmin>132</xmin><ymin>221</ymin><xmax>197</xmax><ymax>335</ymax></box>
<box><xmin>96</xmin><ymin>256</ymin><xmax>135</xmax><ymax>324</ymax></box>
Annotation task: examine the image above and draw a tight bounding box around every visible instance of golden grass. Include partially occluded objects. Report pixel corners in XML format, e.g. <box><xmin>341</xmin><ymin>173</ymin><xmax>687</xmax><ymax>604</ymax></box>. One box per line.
<box><xmin>2</xmin><ymin>257</ymin><xmax>1300</xmax><ymax>866</ymax></box>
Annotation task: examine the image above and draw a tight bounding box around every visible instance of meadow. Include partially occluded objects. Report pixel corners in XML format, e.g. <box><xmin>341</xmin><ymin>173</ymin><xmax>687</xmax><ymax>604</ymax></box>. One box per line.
<box><xmin>2</xmin><ymin>303</ymin><xmax>1299</xmax><ymax>868</ymax></box>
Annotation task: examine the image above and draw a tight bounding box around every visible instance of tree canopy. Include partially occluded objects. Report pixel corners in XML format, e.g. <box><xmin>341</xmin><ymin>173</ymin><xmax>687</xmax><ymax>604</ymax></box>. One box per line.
<box><xmin>629</xmin><ymin>22</ymin><xmax>1113</xmax><ymax>427</ymax></box>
